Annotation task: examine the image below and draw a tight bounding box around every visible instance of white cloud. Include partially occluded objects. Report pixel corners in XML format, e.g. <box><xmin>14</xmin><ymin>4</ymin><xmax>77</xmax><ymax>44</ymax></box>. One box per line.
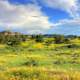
<box><xmin>51</xmin><ymin>18</ymin><xmax>80</xmax><ymax>32</ymax></box>
<box><xmin>0</xmin><ymin>0</ymin><xmax>52</xmax><ymax>33</ymax></box>
<box><xmin>56</xmin><ymin>18</ymin><xmax>80</xmax><ymax>26</ymax></box>
<box><xmin>42</xmin><ymin>0</ymin><xmax>79</xmax><ymax>18</ymax></box>
<box><xmin>51</xmin><ymin>18</ymin><xmax>80</xmax><ymax>35</ymax></box>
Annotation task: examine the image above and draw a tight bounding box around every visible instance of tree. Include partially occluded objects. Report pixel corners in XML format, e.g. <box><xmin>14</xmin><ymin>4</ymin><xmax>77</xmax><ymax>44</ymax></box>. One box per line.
<box><xmin>54</xmin><ymin>35</ymin><xmax>65</xmax><ymax>44</ymax></box>
<box><xmin>35</xmin><ymin>34</ymin><xmax>44</xmax><ymax>42</ymax></box>
<box><xmin>6</xmin><ymin>35</ymin><xmax>21</xmax><ymax>46</ymax></box>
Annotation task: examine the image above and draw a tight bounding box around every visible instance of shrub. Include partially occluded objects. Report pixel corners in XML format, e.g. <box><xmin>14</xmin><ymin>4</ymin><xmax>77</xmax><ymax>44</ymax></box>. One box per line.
<box><xmin>23</xmin><ymin>59</ymin><xmax>38</xmax><ymax>66</ymax></box>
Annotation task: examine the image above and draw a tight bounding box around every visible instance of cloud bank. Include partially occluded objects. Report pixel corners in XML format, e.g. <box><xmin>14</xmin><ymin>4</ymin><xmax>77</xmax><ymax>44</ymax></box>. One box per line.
<box><xmin>0</xmin><ymin>0</ymin><xmax>52</xmax><ymax>33</ymax></box>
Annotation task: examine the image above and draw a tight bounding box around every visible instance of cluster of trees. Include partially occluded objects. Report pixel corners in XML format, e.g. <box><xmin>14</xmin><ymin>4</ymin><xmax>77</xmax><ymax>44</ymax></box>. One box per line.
<box><xmin>31</xmin><ymin>34</ymin><xmax>70</xmax><ymax>44</ymax></box>
<box><xmin>32</xmin><ymin>34</ymin><xmax>80</xmax><ymax>44</ymax></box>
<box><xmin>54</xmin><ymin>35</ymin><xmax>70</xmax><ymax>44</ymax></box>
<box><xmin>0</xmin><ymin>31</ymin><xmax>26</xmax><ymax>46</ymax></box>
<box><xmin>31</xmin><ymin>34</ymin><xmax>44</xmax><ymax>42</ymax></box>
<box><xmin>0</xmin><ymin>31</ymin><xmax>80</xmax><ymax>46</ymax></box>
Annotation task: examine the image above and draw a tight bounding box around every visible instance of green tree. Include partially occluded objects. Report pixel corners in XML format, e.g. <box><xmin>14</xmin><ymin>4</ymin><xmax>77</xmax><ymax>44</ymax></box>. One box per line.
<box><xmin>54</xmin><ymin>35</ymin><xmax>65</xmax><ymax>44</ymax></box>
<box><xmin>35</xmin><ymin>34</ymin><xmax>44</xmax><ymax>42</ymax></box>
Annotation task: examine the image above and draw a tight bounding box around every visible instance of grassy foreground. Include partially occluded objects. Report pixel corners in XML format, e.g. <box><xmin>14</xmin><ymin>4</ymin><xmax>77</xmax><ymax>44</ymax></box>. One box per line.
<box><xmin>0</xmin><ymin>42</ymin><xmax>80</xmax><ymax>80</ymax></box>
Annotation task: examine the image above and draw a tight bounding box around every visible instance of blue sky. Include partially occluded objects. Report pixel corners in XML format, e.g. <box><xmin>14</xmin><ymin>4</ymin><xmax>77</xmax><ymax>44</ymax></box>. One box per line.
<box><xmin>0</xmin><ymin>0</ymin><xmax>80</xmax><ymax>35</ymax></box>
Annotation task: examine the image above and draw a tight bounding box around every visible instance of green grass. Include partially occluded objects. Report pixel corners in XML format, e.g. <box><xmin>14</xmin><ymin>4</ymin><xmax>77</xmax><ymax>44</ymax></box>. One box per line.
<box><xmin>0</xmin><ymin>43</ymin><xmax>80</xmax><ymax>80</ymax></box>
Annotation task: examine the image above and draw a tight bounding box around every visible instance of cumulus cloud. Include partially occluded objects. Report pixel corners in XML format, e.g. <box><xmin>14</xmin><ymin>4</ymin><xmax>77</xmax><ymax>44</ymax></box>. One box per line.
<box><xmin>41</xmin><ymin>0</ymin><xmax>80</xmax><ymax>33</ymax></box>
<box><xmin>0</xmin><ymin>0</ymin><xmax>52</xmax><ymax>33</ymax></box>
<box><xmin>42</xmin><ymin>0</ymin><xmax>79</xmax><ymax>18</ymax></box>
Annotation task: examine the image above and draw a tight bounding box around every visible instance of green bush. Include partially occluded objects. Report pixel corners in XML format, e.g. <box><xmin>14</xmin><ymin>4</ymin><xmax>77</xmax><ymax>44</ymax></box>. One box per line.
<box><xmin>23</xmin><ymin>59</ymin><xmax>38</xmax><ymax>66</ymax></box>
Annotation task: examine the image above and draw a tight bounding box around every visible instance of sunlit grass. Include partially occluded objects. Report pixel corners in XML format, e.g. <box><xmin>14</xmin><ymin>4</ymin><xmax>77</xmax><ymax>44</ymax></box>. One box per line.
<box><xmin>0</xmin><ymin>42</ymin><xmax>80</xmax><ymax>80</ymax></box>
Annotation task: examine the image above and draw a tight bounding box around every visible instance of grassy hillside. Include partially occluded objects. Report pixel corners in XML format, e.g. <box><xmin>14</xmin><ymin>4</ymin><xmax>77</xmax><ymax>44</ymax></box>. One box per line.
<box><xmin>0</xmin><ymin>31</ymin><xmax>80</xmax><ymax>80</ymax></box>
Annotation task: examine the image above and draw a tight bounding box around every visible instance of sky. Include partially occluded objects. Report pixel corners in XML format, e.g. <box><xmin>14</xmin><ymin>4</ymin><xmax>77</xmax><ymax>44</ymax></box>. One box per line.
<box><xmin>0</xmin><ymin>0</ymin><xmax>80</xmax><ymax>35</ymax></box>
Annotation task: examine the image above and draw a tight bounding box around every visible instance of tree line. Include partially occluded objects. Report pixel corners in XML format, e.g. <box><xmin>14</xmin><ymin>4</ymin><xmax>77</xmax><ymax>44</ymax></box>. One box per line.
<box><xmin>0</xmin><ymin>31</ymin><xmax>80</xmax><ymax>46</ymax></box>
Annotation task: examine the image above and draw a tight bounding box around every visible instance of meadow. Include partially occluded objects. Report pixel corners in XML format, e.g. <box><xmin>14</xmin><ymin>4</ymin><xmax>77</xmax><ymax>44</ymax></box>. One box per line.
<box><xmin>0</xmin><ymin>33</ymin><xmax>80</xmax><ymax>80</ymax></box>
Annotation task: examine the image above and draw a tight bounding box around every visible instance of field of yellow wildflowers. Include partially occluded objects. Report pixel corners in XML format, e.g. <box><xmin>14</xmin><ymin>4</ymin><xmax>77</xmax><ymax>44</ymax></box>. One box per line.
<box><xmin>0</xmin><ymin>41</ymin><xmax>80</xmax><ymax>80</ymax></box>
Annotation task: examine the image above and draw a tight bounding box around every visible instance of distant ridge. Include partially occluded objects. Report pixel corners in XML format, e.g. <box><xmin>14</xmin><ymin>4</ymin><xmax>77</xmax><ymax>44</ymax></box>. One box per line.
<box><xmin>0</xmin><ymin>30</ymin><xmax>22</xmax><ymax>36</ymax></box>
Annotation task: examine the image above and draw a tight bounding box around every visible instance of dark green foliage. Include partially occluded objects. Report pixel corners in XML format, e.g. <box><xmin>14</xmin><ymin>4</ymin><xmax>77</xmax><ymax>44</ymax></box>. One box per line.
<box><xmin>0</xmin><ymin>31</ymin><xmax>27</xmax><ymax>46</ymax></box>
<box><xmin>0</xmin><ymin>31</ymin><xmax>80</xmax><ymax>46</ymax></box>
<box><xmin>33</xmin><ymin>34</ymin><xmax>44</xmax><ymax>42</ymax></box>
<box><xmin>64</xmin><ymin>38</ymin><xmax>70</xmax><ymax>43</ymax></box>
<box><xmin>23</xmin><ymin>59</ymin><xmax>38</xmax><ymax>66</ymax></box>
<box><xmin>5</xmin><ymin>35</ymin><xmax>21</xmax><ymax>46</ymax></box>
<box><xmin>66</xmin><ymin>44</ymin><xmax>79</xmax><ymax>48</ymax></box>
<box><xmin>54</xmin><ymin>35</ymin><xmax>65</xmax><ymax>44</ymax></box>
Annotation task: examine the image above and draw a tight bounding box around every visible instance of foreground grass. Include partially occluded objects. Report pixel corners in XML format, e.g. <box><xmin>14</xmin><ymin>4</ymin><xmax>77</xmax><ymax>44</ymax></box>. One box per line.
<box><xmin>0</xmin><ymin>67</ymin><xmax>80</xmax><ymax>80</ymax></box>
<box><xmin>0</xmin><ymin>44</ymin><xmax>80</xmax><ymax>80</ymax></box>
